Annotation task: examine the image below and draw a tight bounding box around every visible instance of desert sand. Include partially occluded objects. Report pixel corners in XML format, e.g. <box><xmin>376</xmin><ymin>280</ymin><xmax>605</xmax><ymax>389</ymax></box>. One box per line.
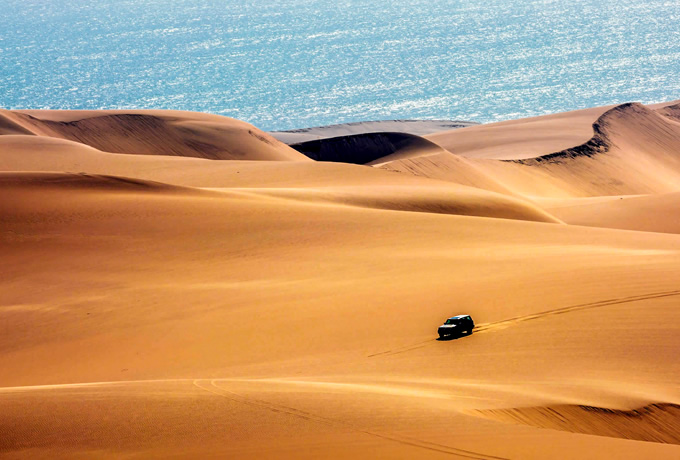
<box><xmin>1</xmin><ymin>102</ymin><xmax>679</xmax><ymax>459</ymax></box>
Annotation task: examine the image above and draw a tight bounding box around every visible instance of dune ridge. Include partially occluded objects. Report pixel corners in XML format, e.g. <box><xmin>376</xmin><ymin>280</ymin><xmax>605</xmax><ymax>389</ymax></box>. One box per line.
<box><xmin>237</xmin><ymin>185</ymin><xmax>561</xmax><ymax>223</ymax></box>
<box><xmin>512</xmin><ymin>102</ymin><xmax>678</xmax><ymax>164</ymax></box>
<box><xmin>424</xmin><ymin>104</ymin><xmax>617</xmax><ymax>160</ymax></box>
<box><xmin>470</xmin><ymin>403</ymin><xmax>680</xmax><ymax>444</ymax></box>
<box><xmin>0</xmin><ymin>171</ymin><xmax>213</xmax><ymax>195</ymax></box>
<box><xmin>657</xmin><ymin>102</ymin><xmax>680</xmax><ymax>122</ymax></box>
<box><xmin>270</xmin><ymin>119</ymin><xmax>478</xmax><ymax>144</ymax></box>
<box><xmin>498</xmin><ymin>102</ymin><xmax>680</xmax><ymax>196</ymax></box>
<box><xmin>6</xmin><ymin>110</ymin><xmax>308</xmax><ymax>161</ymax></box>
<box><xmin>383</xmin><ymin>102</ymin><xmax>680</xmax><ymax>198</ymax></box>
<box><xmin>0</xmin><ymin>111</ymin><xmax>36</xmax><ymax>136</ymax></box>
<box><xmin>375</xmin><ymin>150</ymin><xmax>515</xmax><ymax>195</ymax></box>
<box><xmin>0</xmin><ymin>131</ymin><xmax>561</xmax><ymax>223</ymax></box>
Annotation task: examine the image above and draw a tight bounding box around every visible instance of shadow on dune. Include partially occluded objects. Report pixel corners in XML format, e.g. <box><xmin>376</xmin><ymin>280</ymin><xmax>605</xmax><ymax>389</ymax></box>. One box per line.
<box><xmin>290</xmin><ymin>132</ymin><xmax>438</xmax><ymax>165</ymax></box>
<box><xmin>436</xmin><ymin>331</ymin><xmax>473</xmax><ymax>341</ymax></box>
<box><xmin>511</xmin><ymin>102</ymin><xmax>680</xmax><ymax>166</ymax></box>
<box><xmin>470</xmin><ymin>403</ymin><xmax>680</xmax><ymax>445</ymax></box>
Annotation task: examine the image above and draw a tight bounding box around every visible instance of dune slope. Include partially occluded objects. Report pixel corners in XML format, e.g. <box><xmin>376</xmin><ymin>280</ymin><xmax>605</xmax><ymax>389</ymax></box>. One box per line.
<box><xmin>500</xmin><ymin>102</ymin><xmax>680</xmax><ymax>196</ymax></box>
<box><xmin>5</xmin><ymin>109</ymin><xmax>309</xmax><ymax>161</ymax></box>
<box><xmin>2</xmin><ymin>169</ymin><xmax>680</xmax><ymax>458</ymax></box>
<box><xmin>471</xmin><ymin>403</ymin><xmax>680</xmax><ymax>444</ymax></box>
<box><xmin>0</xmin><ymin>111</ymin><xmax>36</xmax><ymax>136</ymax></box>
<box><xmin>425</xmin><ymin>105</ymin><xmax>616</xmax><ymax>160</ymax></box>
<box><xmin>394</xmin><ymin>103</ymin><xmax>680</xmax><ymax>198</ymax></box>
<box><xmin>0</xmin><ymin>136</ymin><xmax>560</xmax><ymax>223</ymax></box>
<box><xmin>540</xmin><ymin>192</ymin><xmax>680</xmax><ymax>234</ymax></box>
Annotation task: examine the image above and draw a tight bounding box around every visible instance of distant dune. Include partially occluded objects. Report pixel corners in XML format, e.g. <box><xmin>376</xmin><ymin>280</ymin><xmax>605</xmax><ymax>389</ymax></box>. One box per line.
<box><xmin>269</xmin><ymin>119</ymin><xmax>478</xmax><ymax>144</ymax></box>
<box><xmin>1</xmin><ymin>102</ymin><xmax>680</xmax><ymax>459</ymax></box>
<box><xmin>493</xmin><ymin>102</ymin><xmax>680</xmax><ymax>196</ymax></box>
<box><xmin>2</xmin><ymin>109</ymin><xmax>308</xmax><ymax>161</ymax></box>
<box><xmin>425</xmin><ymin>104</ymin><xmax>617</xmax><ymax>160</ymax></box>
<box><xmin>381</xmin><ymin>101</ymin><xmax>680</xmax><ymax>198</ymax></box>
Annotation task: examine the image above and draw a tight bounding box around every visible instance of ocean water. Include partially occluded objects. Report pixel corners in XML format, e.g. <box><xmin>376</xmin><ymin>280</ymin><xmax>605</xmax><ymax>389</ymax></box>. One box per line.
<box><xmin>2</xmin><ymin>0</ymin><xmax>679</xmax><ymax>131</ymax></box>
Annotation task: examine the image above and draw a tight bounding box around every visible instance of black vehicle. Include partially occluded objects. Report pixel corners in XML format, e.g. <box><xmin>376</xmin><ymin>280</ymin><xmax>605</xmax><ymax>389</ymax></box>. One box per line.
<box><xmin>438</xmin><ymin>315</ymin><xmax>474</xmax><ymax>338</ymax></box>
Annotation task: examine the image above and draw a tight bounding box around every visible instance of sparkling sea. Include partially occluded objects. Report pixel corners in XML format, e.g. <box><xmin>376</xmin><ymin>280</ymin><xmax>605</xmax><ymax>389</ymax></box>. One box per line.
<box><xmin>2</xmin><ymin>0</ymin><xmax>679</xmax><ymax>131</ymax></box>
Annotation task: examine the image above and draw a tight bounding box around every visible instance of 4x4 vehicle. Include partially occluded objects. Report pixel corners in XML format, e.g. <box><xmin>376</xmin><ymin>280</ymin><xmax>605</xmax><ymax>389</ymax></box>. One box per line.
<box><xmin>438</xmin><ymin>315</ymin><xmax>474</xmax><ymax>338</ymax></box>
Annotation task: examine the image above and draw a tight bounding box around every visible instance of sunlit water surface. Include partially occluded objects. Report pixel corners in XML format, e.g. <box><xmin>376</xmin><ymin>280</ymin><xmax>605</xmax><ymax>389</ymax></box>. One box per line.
<box><xmin>2</xmin><ymin>0</ymin><xmax>679</xmax><ymax>130</ymax></box>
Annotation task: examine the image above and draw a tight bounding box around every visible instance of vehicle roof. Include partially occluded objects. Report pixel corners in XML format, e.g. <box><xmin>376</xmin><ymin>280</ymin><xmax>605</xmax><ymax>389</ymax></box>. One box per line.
<box><xmin>448</xmin><ymin>315</ymin><xmax>471</xmax><ymax>319</ymax></box>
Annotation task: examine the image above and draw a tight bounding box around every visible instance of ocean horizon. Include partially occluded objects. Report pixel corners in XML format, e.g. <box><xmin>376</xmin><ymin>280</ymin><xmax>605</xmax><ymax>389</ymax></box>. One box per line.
<box><xmin>2</xmin><ymin>0</ymin><xmax>679</xmax><ymax>131</ymax></box>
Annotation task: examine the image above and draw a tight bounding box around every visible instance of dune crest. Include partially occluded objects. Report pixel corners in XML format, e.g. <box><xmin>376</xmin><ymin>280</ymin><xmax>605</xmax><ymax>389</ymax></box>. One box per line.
<box><xmin>270</xmin><ymin>119</ymin><xmax>478</xmax><ymax>144</ymax></box>
<box><xmin>425</xmin><ymin>104</ymin><xmax>616</xmax><ymax>160</ymax></box>
<box><xmin>514</xmin><ymin>102</ymin><xmax>675</xmax><ymax>164</ymax></box>
<box><xmin>0</xmin><ymin>110</ymin><xmax>36</xmax><ymax>136</ymax></box>
<box><xmin>376</xmin><ymin>150</ymin><xmax>515</xmax><ymax>195</ymax></box>
<box><xmin>240</xmin><ymin>185</ymin><xmax>562</xmax><ymax>223</ymax></box>
<box><xmin>0</xmin><ymin>172</ymin><xmax>217</xmax><ymax>197</ymax></box>
<box><xmin>655</xmin><ymin>101</ymin><xmax>680</xmax><ymax>122</ymax></box>
<box><xmin>6</xmin><ymin>110</ymin><xmax>309</xmax><ymax>161</ymax></box>
<box><xmin>470</xmin><ymin>403</ymin><xmax>680</xmax><ymax>444</ymax></box>
<box><xmin>397</xmin><ymin>102</ymin><xmax>680</xmax><ymax>198</ymax></box>
<box><xmin>499</xmin><ymin>102</ymin><xmax>680</xmax><ymax>196</ymax></box>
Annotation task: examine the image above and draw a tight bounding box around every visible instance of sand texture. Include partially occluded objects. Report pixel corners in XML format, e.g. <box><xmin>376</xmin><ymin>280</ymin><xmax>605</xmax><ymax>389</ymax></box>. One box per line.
<box><xmin>1</xmin><ymin>102</ymin><xmax>679</xmax><ymax>459</ymax></box>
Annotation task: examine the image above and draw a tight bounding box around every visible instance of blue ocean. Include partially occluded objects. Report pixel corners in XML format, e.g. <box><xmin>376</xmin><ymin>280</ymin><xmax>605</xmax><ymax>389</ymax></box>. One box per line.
<box><xmin>2</xmin><ymin>0</ymin><xmax>679</xmax><ymax>131</ymax></box>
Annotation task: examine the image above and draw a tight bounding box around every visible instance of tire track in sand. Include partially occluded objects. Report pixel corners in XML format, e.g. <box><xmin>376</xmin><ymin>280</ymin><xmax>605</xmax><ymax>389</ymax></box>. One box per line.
<box><xmin>193</xmin><ymin>379</ymin><xmax>508</xmax><ymax>460</ymax></box>
<box><xmin>370</xmin><ymin>288</ymin><xmax>680</xmax><ymax>358</ymax></box>
<box><xmin>473</xmin><ymin>288</ymin><xmax>680</xmax><ymax>334</ymax></box>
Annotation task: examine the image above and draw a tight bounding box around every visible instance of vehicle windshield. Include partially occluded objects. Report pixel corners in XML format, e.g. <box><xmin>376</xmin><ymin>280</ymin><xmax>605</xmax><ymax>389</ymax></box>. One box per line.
<box><xmin>444</xmin><ymin>318</ymin><xmax>461</xmax><ymax>325</ymax></box>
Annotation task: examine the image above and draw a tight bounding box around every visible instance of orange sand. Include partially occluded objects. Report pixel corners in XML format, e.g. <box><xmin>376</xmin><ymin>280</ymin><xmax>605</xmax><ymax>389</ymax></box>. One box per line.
<box><xmin>1</xmin><ymin>105</ymin><xmax>679</xmax><ymax>459</ymax></box>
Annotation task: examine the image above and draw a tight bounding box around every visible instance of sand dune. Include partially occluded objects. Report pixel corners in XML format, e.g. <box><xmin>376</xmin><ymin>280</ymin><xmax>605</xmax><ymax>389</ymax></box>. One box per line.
<box><xmin>376</xmin><ymin>150</ymin><xmax>514</xmax><ymax>195</ymax></box>
<box><xmin>0</xmin><ymin>171</ymin><xmax>210</xmax><ymax>195</ymax></box>
<box><xmin>237</xmin><ymin>185</ymin><xmax>561</xmax><ymax>223</ymax></box>
<box><xmin>425</xmin><ymin>105</ymin><xmax>617</xmax><ymax>160</ymax></box>
<box><xmin>285</xmin><ymin>131</ymin><xmax>518</xmax><ymax>196</ymax></box>
<box><xmin>540</xmin><ymin>192</ymin><xmax>680</xmax><ymax>234</ymax></box>
<box><xmin>497</xmin><ymin>102</ymin><xmax>680</xmax><ymax>197</ymax></box>
<box><xmin>6</xmin><ymin>109</ymin><xmax>308</xmax><ymax>161</ymax></box>
<box><xmin>388</xmin><ymin>102</ymin><xmax>680</xmax><ymax>198</ymax></box>
<box><xmin>0</xmin><ymin>111</ymin><xmax>35</xmax><ymax>136</ymax></box>
<box><xmin>2</xmin><ymin>102</ymin><xmax>680</xmax><ymax>458</ymax></box>
<box><xmin>471</xmin><ymin>403</ymin><xmax>680</xmax><ymax>444</ymax></box>
<box><xmin>0</xmin><ymin>136</ymin><xmax>558</xmax><ymax>223</ymax></box>
<box><xmin>270</xmin><ymin>119</ymin><xmax>478</xmax><ymax>144</ymax></box>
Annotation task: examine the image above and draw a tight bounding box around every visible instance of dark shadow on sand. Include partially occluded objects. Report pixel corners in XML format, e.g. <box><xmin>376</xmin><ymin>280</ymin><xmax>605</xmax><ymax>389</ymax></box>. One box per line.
<box><xmin>436</xmin><ymin>331</ymin><xmax>473</xmax><ymax>341</ymax></box>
